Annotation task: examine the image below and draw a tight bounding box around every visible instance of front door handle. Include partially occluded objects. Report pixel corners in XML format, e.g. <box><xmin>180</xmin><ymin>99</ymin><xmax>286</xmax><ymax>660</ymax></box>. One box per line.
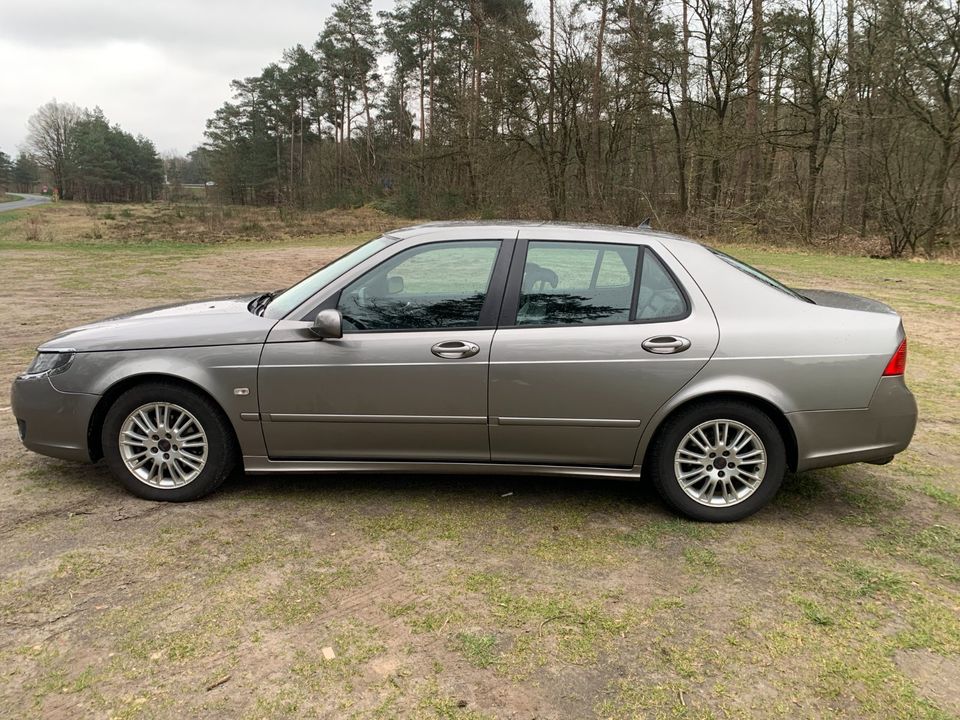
<box><xmin>431</xmin><ymin>340</ymin><xmax>481</xmax><ymax>359</ymax></box>
<box><xmin>641</xmin><ymin>335</ymin><xmax>691</xmax><ymax>354</ymax></box>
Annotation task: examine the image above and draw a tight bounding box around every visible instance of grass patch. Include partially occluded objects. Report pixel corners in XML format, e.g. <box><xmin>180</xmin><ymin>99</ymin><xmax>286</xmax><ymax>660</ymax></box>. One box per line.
<box><xmin>682</xmin><ymin>546</ymin><xmax>720</xmax><ymax>571</ymax></box>
<box><xmin>917</xmin><ymin>483</ymin><xmax>960</xmax><ymax>510</ymax></box>
<box><xmin>837</xmin><ymin>560</ymin><xmax>907</xmax><ymax>598</ymax></box>
<box><xmin>260</xmin><ymin>566</ymin><xmax>358</xmax><ymax>626</ymax></box>
<box><xmin>621</xmin><ymin>518</ymin><xmax>717</xmax><ymax>548</ymax></box>
<box><xmin>796</xmin><ymin>597</ymin><xmax>835</xmax><ymax>626</ymax></box>
<box><xmin>455</xmin><ymin>632</ymin><xmax>498</xmax><ymax>668</ymax></box>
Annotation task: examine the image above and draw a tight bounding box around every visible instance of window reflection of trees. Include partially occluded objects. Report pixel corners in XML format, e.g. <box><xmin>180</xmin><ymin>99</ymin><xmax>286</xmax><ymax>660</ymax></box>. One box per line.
<box><xmin>518</xmin><ymin>293</ymin><xmax>627</xmax><ymax>325</ymax></box>
<box><xmin>341</xmin><ymin>293</ymin><xmax>488</xmax><ymax>330</ymax></box>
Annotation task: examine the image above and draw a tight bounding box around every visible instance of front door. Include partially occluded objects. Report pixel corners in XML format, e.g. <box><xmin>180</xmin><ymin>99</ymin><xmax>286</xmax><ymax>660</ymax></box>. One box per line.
<box><xmin>258</xmin><ymin>238</ymin><xmax>510</xmax><ymax>461</ymax></box>
<box><xmin>488</xmin><ymin>233</ymin><xmax>720</xmax><ymax>467</ymax></box>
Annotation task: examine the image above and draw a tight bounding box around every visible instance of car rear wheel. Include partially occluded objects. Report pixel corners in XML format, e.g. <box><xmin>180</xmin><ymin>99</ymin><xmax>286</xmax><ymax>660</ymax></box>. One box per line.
<box><xmin>102</xmin><ymin>382</ymin><xmax>236</xmax><ymax>501</ymax></box>
<box><xmin>648</xmin><ymin>401</ymin><xmax>786</xmax><ymax>522</ymax></box>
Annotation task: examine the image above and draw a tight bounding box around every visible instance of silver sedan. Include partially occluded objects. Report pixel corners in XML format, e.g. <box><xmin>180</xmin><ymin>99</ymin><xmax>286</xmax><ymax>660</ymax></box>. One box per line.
<box><xmin>10</xmin><ymin>222</ymin><xmax>917</xmax><ymax>521</ymax></box>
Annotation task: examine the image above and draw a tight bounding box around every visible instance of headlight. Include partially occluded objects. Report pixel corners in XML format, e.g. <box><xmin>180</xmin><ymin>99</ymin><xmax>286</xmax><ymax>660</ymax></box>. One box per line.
<box><xmin>19</xmin><ymin>351</ymin><xmax>76</xmax><ymax>379</ymax></box>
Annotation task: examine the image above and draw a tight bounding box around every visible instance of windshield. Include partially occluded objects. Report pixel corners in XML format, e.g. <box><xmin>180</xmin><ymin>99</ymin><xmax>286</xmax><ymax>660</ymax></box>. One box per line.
<box><xmin>263</xmin><ymin>236</ymin><xmax>395</xmax><ymax>319</ymax></box>
<box><xmin>709</xmin><ymin>249</ymin><xmax>810</xmax><ymax>302</ymax></box>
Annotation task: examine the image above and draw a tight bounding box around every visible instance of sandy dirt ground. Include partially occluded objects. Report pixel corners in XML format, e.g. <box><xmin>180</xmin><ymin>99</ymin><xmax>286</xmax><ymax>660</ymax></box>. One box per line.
<box><xmin>0</xmin><ymin>205</ymin><xmax>958</xmax><ymax>719</ymax></box>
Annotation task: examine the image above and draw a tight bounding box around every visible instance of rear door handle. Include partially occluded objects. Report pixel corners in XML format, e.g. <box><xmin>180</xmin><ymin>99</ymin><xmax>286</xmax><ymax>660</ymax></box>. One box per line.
<box><xmin>641</xmin><ymin>335</ymin><xmax>691</xmax><ymax>354</ymax></box>
<box><xmin>431</xmin><ymin>340</ymin><xmax>480</xmax><ymax>359</ymax></box>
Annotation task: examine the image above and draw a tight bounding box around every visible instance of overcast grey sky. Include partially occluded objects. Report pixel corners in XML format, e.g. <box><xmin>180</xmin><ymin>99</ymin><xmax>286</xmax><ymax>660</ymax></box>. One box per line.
<box><xmin>0</xmin><ymin>0</ymin><xmax>394</xmax><ymax>157</ymax></box>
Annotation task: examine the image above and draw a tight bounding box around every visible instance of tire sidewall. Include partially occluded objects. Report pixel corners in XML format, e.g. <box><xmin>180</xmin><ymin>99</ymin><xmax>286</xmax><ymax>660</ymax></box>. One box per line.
<box><xmin>102</xmin><ymin>383</ymin><xmax>234</xmax><ymax>502</ymax></box>
<box><xmin>652</xmin><ymin>402</ymin><xmax>786</xmax><ymax>522</ymax></box>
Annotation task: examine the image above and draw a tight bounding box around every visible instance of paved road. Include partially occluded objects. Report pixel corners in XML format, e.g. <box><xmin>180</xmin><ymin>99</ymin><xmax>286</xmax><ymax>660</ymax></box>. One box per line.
<box><xmin>0</xmin><ymin>193</ymin><xmax>52</xmax><ymax>212</ymax></box>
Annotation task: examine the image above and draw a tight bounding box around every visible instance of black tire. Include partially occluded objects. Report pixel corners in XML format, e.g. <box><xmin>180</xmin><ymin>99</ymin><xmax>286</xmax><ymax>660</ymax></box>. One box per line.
<box><xmin>647</xmin><ymin>400</ymin><xmax>786</xmax><ymax>522</ymax></box>
<box><xmin>101</xmin><ymin>381</ymin><xmax>237</xmax><ymax>501</ymax></box>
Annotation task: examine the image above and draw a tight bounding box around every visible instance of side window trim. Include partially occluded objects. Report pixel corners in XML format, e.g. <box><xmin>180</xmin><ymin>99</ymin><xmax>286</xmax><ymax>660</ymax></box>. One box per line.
<box><xmin>628</xmin><ymin>247</ymin><xmax>645</xmax><ymax>322</ymax></box>
<box><xmin>498</xmin><ymin>237</ymin><xmax>529</xmax><ymax>327</ymax></box>
<box><xmin>499</xmin><ymin>239</ymin><xmax>691</xmax><ymax>329</ymax></box>
<box><xmin>310</xmin><ymin>237</ymin><xmax>516</xmax><ymax>333</ymax></box>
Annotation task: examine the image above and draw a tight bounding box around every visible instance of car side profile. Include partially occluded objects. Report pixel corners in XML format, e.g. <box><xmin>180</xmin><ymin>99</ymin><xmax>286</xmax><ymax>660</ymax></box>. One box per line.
<box><xmin>10</xmin><ymin>222</ymin><xmax>917</xmax><ymax>521</ymax></box>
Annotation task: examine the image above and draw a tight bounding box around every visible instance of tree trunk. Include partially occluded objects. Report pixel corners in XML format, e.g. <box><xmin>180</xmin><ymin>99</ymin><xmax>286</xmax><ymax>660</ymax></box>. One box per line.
<box><xmin>590</xmin><ymin>0</ymin><xmax>609</xmax><ymax>208</ymax></box>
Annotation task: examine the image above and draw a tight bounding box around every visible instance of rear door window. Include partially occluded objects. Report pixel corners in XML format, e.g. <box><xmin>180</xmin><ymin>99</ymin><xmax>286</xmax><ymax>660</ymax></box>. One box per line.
<box><xmin>512</xmin><ymin>241</ymin><xmax>688</xmax><ymax>326</ymax></box>
<box><xmin>517</xmin><ymin>241</ymin><xmax>638</xmax><ymax>325</ymax></box>
<box><xmin>635</xmin><ymin>250</ymin><xmax>687</xmax><ymax>321</ymax></box>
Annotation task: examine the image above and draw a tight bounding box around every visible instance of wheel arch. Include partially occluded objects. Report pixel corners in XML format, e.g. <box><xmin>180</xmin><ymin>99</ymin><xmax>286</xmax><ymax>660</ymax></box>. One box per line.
<box><xmin>637</xmin><ymin>390</ymin><xmax>799</xmax><ymax>473</ymax></box>
<box><xmin>87</xmin><ymin>373</ymin><xmax>240</xmax><ymax>462</ymax></box>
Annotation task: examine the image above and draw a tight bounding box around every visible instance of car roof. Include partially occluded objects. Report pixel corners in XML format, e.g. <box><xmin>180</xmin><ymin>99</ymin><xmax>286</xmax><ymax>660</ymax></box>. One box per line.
<box><xmin>384</xmin><ymin>220</ymin><xmax>699</xmax><ymax>248</ymax></box>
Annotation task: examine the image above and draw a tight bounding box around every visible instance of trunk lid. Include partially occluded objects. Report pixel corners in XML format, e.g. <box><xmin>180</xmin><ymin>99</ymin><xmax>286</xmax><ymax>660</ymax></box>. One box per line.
<box><xmin>796</xmin><ymin>289</ymin><xmax>897</xmax><ymax>315</ymax></box>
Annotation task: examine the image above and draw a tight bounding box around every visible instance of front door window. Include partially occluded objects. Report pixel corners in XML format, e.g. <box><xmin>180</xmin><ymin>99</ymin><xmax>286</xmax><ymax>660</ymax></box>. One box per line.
<box><xmin>338</xmin><ymin>241</ymin><xmax>501</xmax><ymax>331</ymax></box>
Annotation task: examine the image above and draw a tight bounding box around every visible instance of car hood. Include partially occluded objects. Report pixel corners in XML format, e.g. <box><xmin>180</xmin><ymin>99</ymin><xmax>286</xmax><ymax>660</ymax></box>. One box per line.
<box><xmin>39</xmin><ymin>295</ymin><xmax>278</xmax><ymax>352</ymax></box>
<box><xmin>797</xmin><ymin>289</ymin><xmax>897</xmax><ymax>315</ymax></box>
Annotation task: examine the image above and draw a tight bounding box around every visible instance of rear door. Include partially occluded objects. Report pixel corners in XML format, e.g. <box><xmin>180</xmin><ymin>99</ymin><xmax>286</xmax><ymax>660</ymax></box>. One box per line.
<box><xmin>488</xmin><ymin>230</ymin><xmax>719</xmax><ymax>467</ymax></box>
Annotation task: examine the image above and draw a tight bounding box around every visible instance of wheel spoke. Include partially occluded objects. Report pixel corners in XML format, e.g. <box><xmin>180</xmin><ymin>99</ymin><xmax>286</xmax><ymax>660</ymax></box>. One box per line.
<box><xmin>177</xmin><ymin>453</ymin><xmax>202</xmax><ymax>471</ymax></box>
<box><xmin>691</xmin><ymin>428</ymin><xmax>711</xmax><ymax>451</ymax></box>
<box><xmin>678</xmin><ymin>446</ymin><xmax>709</xmax><ymax>462</ymax></box>
<box><xmin>129</xmin><ymin>452</ymin><xmax>151</xmax><ymax>469</ymax></box>
<box><xmin>680</xmin><ymin>471</ymin><xmax>708</xmax><ymax>489</ymax></box>
<box><xmin>172</xmin><ymin>412</ymin><xmax>190</xmax><ymax>433</ymax></box>
<box><xmin>134</xmin><ymin>410</ymin><xmax>154</xmax><ymax>434</ymax></box>
<box><xmin>169</xmin><ymin>459</ymin><xmax>187</xmax><ymax>484</ymax></box>
<box><xmin>717</xmin><ymin>422</ymin><xmax>729</xmax><ymax>447</ymax></box>
<box><xmin>731</xmin><ymin>428</ymin><xmax>749</xmax><ymax>452</ymax></box>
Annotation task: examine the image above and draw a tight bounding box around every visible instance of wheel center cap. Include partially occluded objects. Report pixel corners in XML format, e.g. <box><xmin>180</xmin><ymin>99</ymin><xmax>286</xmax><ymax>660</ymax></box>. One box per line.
<box><xmin>158</xmin><ymin>439</ymin><xmax>172</xmax><ymax>452</ymax></box>
<box><xmin>714</xmin><ymin>457</ymin><xmax>728</xmax><ymax>470</ymax></box>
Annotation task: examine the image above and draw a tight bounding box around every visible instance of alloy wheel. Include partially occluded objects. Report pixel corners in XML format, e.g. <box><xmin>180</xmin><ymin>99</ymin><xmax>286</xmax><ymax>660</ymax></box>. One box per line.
<box><xmin>118</xmin><ymin>402</ymin><xmax>208</xmax><ymax>488</ymax></box>
<box><xmin>673</xmin><ymin>419</ymin><xmax>767</xmax><ymax>507</ymax></box>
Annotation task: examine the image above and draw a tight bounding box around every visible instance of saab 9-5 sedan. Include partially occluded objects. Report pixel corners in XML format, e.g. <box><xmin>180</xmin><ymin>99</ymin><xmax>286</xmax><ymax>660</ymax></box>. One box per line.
<box><xmin>11</xmin><ymin>222</ymin><xmax>917</xmax><ymax>521</ymax></box>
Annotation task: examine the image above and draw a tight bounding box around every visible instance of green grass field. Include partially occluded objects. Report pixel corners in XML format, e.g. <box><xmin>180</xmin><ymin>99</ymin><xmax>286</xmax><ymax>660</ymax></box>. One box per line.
<box><xmin>0</xmin><ymin>203</ymin><xmax>957</xmax><ymax>719</ymax></box>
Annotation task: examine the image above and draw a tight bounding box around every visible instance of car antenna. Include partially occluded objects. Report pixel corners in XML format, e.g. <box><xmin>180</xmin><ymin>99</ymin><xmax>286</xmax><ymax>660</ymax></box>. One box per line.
<box><xmin>637</xmin><ymin>217</ymin><xmax>652</xmax><ymax>229</ymax></box>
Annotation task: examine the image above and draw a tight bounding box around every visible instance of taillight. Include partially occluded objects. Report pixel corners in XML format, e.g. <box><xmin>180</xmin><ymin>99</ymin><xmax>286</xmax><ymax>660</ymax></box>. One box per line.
<box><xmin>883</xmin><ymin>338</ymin><xmax>907</xmax><ymax>376</ymax></box>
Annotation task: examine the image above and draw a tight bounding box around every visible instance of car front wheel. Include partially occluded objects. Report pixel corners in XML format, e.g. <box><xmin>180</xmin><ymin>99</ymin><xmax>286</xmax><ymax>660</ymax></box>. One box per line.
<box><xmin>102</xmin><ymin>382</ymin><xmax>236</xmax><ymax>501</ymax></box>
<box><xmin>648</xmin><ymin>401</ymin><xmax>786</xmax><ymax>522</ymax></box>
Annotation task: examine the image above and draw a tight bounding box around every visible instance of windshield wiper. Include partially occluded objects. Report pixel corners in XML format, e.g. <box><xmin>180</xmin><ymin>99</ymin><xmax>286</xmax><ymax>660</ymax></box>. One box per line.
<box><xmin>249</xmin><ymin>291</ymin><xmax>279</xmax><ymax>317</ymax></box>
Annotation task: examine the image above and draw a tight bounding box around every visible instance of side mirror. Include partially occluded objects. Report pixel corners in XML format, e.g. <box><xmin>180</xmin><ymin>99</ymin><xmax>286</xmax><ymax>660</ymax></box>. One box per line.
<box><xmin>387</xmin><ymin>275</ymin><xmax>404</xmax><ymax>294</ymax></box>
<box><xmin>312</xmin><ymin>309</ymin><xmax>343</xmax><ymax>339</ymax></box>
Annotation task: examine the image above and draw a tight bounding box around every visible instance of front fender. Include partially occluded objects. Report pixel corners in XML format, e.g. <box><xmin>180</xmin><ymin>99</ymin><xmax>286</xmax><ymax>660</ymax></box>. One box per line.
<box><xmin>50</xmin><ymin>345</ymin><xmax>266</xmax><ymax>456</ymax></box>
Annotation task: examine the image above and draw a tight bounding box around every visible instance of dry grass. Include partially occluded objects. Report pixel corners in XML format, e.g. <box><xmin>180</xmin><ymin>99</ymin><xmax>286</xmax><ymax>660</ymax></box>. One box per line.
<box><xmin>0</xmin><ymin>200</ymin><xmax>404</xmax><ymax>247</ymax></box>
<box><xmin>0</xmin><ymin>204</ymin><xmax>957</xmax><ymax>719</ymax></box>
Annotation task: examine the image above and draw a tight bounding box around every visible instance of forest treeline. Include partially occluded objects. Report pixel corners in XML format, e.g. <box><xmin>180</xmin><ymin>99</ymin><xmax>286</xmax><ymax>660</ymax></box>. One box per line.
<box><xmin>195</xmin><ymin>0</ymin><xmax>960</xmax><ymax>256</ymax></box>
<box><xmin>4</xmin><ymin>102</ymin><xmax>164</xmax><ymax>203</ymax></box>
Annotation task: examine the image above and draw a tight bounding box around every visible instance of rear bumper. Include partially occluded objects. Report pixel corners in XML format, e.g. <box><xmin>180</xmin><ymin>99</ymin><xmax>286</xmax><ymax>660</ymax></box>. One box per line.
<box><xmin>10</xmin><ymin>376</ymin><xmax>99</xmax><ymax>463</ymax></box>
<box><xmin>788</xmin><ymin>376</ymin><xmax>917</xmax><ymax>472</ymax></box>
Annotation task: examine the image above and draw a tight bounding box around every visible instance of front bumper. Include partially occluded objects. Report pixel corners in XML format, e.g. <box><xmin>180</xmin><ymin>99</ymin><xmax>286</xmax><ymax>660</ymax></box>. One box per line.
<box><xmin>10</xmin><ymin>376</ymin><xmax>100</xmax><ymax>462</ymax></box>
<box><xmin>788</xmin><ymin>376</ymin><xmax>918</xmax><ymax>472</ymax></box>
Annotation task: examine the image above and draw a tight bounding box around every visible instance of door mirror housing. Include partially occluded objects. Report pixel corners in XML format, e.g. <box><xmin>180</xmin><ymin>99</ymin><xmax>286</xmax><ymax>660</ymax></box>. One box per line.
<box><xmin>312</xmin><ymin>309</ymin><xmax>343</xmax><ymax>339</ymax></box>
